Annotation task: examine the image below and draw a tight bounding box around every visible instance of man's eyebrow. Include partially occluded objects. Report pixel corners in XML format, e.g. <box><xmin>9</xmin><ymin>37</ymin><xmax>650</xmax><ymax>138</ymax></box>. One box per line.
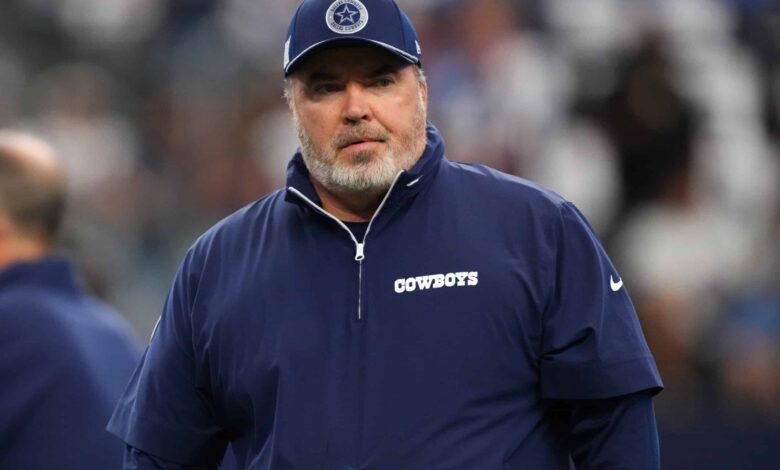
<box><xmin>305</xmin><ymin>71</ymin><xmax>340</xmax><ymax>83</ymax></box>
<box><xmin>368</xmin><ymin>64</ymin><xmax>403</xmax><ymax>77</ymax></box>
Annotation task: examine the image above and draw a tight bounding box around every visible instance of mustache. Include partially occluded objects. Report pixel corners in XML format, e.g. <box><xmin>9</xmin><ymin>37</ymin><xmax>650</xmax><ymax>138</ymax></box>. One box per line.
<box><xmin>332</xmin><ymin>126</ymin><xmax>389</xmax><ymax>149</ymax></box>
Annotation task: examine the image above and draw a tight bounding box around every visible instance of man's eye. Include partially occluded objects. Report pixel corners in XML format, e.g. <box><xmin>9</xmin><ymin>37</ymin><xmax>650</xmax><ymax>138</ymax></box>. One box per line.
<box><xmin>313</xmin><ymin>84</ymin><xmax>340</xmax><ymax>94</ymax></box>
<box><xmin>373</xmin><ymin>78</ymin><xmax>393</xmax><ymax>87</ymax></box>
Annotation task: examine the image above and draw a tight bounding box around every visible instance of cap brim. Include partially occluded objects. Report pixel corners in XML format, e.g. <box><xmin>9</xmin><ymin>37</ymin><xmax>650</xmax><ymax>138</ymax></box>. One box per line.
<box><xmin>284</xmin><ymin>37</ymin><xmax>419</xmax><ymax>76</ymax></box>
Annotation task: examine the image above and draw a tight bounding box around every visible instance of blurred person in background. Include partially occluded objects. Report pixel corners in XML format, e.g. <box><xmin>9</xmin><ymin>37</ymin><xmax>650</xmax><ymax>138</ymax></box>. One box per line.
<box><xmin>107</xmin><ymin>1</ymin><xmax>662</xmax><ymax>468</ymax></box>
<box><xmin>23</xmin><ymin>62</ymin><xmax>150</xmax><ymax>319</ymax></box>
<box><xmin>0</xmin><ymin>130</ymin><xmax>142</xmax><ymax>469</ymax></box>
<box><xmin>424</xmin><ymin>0</ymin><xmax>569</xmax><ymax>176</ymax></box>
<box><xmin>655</xmin><ymin>184</ymin><xmax>780</xmax><ymax>469</ymax></box>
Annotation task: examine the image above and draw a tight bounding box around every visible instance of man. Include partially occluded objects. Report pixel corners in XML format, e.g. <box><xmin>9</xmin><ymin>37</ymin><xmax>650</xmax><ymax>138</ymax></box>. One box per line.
<box><xmin>0</xmin><ymin>130</ymin><xmax>142</xmax><ymax>468</ymax></box>
<box><xmin>109</xmin><ymin>1</ymin><xmax>663</xmax><ymax>468</ymax></box>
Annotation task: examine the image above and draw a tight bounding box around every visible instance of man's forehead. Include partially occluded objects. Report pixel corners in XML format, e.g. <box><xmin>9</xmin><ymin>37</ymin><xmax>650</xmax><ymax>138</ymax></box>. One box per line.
<box><xmin>293</xmin><ymin>46</ymin><xmax>409</xmax><ymax>78</ymax></box>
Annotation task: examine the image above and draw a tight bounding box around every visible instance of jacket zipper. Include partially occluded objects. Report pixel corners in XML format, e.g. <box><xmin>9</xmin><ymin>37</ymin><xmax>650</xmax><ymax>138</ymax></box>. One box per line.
<box><xmin>288</xmin><ymin>172</ymin><xmax>403</xmax><ymax>321</ymax></box>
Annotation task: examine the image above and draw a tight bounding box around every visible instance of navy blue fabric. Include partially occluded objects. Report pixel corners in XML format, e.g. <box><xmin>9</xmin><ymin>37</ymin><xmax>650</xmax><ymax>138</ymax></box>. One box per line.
<box><xmin>123</xmin><ymin>391</ymin><xmax>659</xmax><ymax>470</ymax></box>
<box><xmin>124</xmin><ymin>446</ymin><xmax>216</xmax><ymax>469</ymax></box>
<box><xmin>344</xmin><ymin>221</ymin><xmax>369</xmax><ymax>240</ymax></box>
<box><xmin>559</xmin><ymin>391</ymin><xmax>660</xmax><ymax>469</ymax></box>
<box><xmin>0</xmin><ymin>257</ymin><xmax>142</xmax><ymax>469</ymax></box>
<box><xmin>108</xmin><ymin>125</ymin><xmax>662</xmax><ymax>469</ymax></box>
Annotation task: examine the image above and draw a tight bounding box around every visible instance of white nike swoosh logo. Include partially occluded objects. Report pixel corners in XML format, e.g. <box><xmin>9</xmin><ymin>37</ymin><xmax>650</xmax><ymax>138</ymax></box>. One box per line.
<box><xmin>610</xmin><ymin>276</ymin><xmax>623</xmax><ymax>292</ymax></box>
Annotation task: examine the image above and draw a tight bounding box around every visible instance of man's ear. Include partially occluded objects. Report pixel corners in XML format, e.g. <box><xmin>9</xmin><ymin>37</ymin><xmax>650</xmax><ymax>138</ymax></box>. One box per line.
<box><xmin>420</xmin><ymin>79</ymin><xmax>428</xmax><ymax>108</ymax></box>
<box><xmin>284</xmin><ymin>78</ymin><xmax>298</xmax><ymax>117</ymax></box>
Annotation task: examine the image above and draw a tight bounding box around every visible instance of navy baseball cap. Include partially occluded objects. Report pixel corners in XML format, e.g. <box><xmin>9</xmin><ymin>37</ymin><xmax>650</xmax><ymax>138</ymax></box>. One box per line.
<box><xmin>284</xmin><ymin>0</ymin><xmax>422</xmax><ymax>76</ymax></box>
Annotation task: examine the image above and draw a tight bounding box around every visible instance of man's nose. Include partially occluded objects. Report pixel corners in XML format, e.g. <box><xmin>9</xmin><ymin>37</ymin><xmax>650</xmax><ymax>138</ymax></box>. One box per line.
<box><xmin>341</xmin><ymin>83</ymin><xmax>371</xmax><ymax>124</ymax></box>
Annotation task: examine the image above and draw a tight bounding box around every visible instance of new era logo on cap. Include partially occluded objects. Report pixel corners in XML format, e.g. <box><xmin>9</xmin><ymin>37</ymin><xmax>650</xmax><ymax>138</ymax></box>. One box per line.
<box><xmin>284</xmin><ymin>0</ymin><xmax>422</xmax><ymax>76</ymax></box>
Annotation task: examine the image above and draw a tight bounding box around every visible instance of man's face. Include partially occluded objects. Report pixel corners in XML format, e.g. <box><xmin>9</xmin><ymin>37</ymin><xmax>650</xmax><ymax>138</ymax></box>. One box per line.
<box><xmin>289</xmin><ymin>47</ymin><xmax>428</xmax><ymax>194</ymax></box>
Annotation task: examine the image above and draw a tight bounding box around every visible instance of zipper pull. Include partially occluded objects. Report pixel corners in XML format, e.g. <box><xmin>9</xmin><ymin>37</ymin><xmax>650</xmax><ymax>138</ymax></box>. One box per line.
<box><xmin>355</xmin><ymin>243</ymin><xmax>365</xmax><ymax>261</ymax></box>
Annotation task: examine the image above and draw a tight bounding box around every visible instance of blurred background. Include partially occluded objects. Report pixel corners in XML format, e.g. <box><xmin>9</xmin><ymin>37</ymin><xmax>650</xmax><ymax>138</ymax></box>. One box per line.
<box><xmin>0</xmin><ymin>0</ymin><xmax>777</xmax><ymax>467</ymax></box>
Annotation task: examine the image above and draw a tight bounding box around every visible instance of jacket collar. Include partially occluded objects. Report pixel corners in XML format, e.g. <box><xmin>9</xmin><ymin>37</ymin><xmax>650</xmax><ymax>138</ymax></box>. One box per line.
<box><xmin>0</xmin><ymin>256</ymin><xmax>81</xmax><ymax>294</ymax></box>
<box><xmin>284</xmin><ymin>123</ymin><xmax>446</xmax><ymax>209</ymax></box>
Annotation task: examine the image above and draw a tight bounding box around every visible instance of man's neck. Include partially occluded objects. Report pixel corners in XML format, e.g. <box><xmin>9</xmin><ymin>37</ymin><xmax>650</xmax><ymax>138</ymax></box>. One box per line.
<box><xmin>310</xmin><ymin>178</ymin><xmax>387</xmax><ymax>222</ymax></box>
<box><xmin>0</xmin><ymin>238</ymin><xmax>49</xmax><ymax>273</ymax></box>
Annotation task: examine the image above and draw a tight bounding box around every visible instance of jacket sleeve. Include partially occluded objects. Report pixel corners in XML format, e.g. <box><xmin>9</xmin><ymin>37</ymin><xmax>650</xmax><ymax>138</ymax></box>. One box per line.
<box><xmin>561</xmin><ymin>391</ymin><xmax>660</xmax><ymax>469</ymax></box>
<box><xmin>123</xmin><ymin>446</ymin><xmax>218</xmax><ymax>470</ymax></box>
<box><xmin>540</xmin><ymin>202</ymin><xmax>663</xmax><ymax>400</ymax></box>
<box><xmin>107</xmin><ymin>248</ymin><xmax>228</xmax><ymax>466</ymax></box>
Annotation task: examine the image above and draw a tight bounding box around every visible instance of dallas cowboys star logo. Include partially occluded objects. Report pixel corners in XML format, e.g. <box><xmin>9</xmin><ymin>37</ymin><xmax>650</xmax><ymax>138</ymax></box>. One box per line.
<box><xmin>326</xmin><ymin>0</ymin><xmax>369</xmax><ymax>34</ymax></box>
<box><xmin>335</xmin><ymin>4</ymin><xmax>359</xmax><ymax>25</ymax></box>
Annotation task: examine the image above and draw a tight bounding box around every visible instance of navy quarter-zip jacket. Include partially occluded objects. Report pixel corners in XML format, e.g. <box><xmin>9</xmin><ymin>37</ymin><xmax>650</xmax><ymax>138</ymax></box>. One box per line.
<box><xmin>109</xmin><ymin>125</ymin><xmax>662</xmax><ymax>469</ymax></box>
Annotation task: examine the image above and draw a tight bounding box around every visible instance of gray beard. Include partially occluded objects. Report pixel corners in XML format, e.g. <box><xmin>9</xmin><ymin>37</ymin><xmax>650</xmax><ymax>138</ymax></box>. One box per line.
<box><xmin>294</xmin><ymin>97</ymin><xmax>427</xmax><ymax>194</ymax></box>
